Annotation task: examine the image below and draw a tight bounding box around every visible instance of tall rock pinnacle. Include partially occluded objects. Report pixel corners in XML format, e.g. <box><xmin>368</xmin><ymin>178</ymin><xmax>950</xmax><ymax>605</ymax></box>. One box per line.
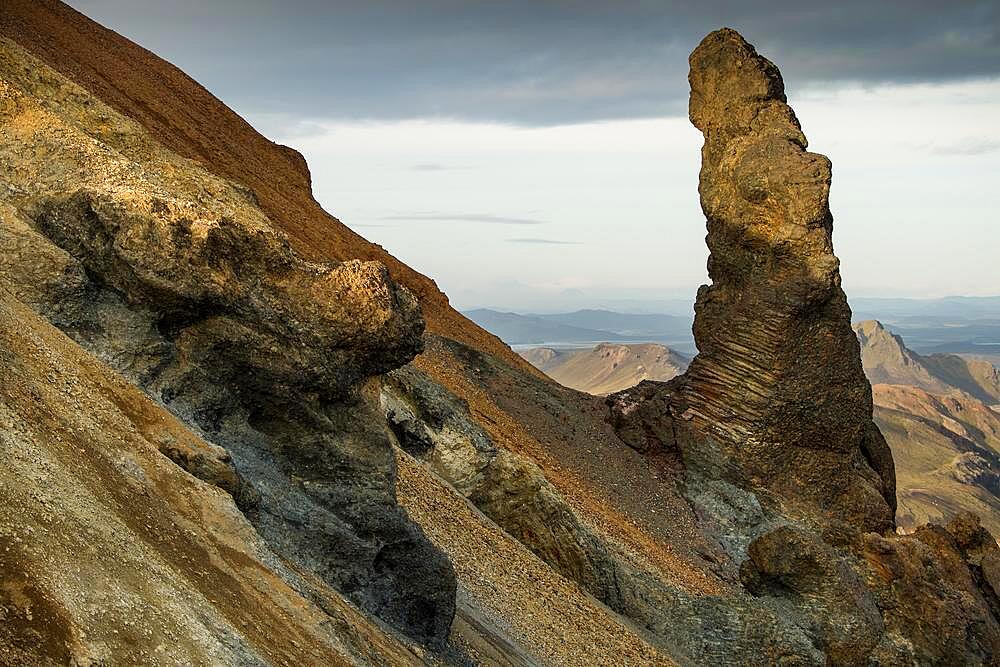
<box><xmin>677</xmin><ymin>29</ymin><xmax>896</xmax><ymax>532</ymax></box>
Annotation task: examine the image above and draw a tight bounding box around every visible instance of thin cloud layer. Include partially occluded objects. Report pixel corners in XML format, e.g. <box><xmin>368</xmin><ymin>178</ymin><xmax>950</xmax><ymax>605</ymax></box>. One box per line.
<box><xmin>381</xmin><ymin>212</ymin><xmax>545</xmax><ymax>225</ymax></box>
<box><xmin>70</xmin><ymin>0</ymin><xmax>1000</xmax><ymax>125</ymax></box>
<box><xmin>506</xmin><ymin>238</ymin><xmax>582</xmax><ymax>245</ymax></box>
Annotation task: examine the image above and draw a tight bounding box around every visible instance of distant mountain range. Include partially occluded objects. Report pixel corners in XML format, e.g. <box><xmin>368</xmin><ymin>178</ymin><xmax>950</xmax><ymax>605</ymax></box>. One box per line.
<box><xmin>855</xmin><ymin>320</ymin><xmax>1000</xmax><ymax>405</ymax></box>
<box><xmin>467</xmin><ymin>297</ymin><xmax>1000</xmax><ymax>360</ymax></box>
<box><xmin>850</xmin><ymin>295</ymin><xmax>1000</xmax><ymax>320</ymax></box>
<box><xmin>464</xmin><ymin>308</ymin><xmax>695</xmax><ymax>351</ymax></box>
<box><xmin>521</xmin><ymin>343</ymin><xmax>689</xmax><ymax>396</ymax></box>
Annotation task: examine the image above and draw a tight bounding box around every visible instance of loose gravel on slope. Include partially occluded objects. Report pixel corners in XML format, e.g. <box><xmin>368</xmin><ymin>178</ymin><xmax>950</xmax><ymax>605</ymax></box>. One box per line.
<box><xmin>395</xmin><ymin>449</ymin><xmax>675</xmax><ymax>667</ymax></box>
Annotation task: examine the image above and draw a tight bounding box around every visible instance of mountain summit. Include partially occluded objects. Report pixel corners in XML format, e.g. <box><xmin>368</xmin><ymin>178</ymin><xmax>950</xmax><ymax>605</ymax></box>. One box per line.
<box><xmin>856</xmin><ymin>319</ymin><xmax>1000</xmax><ymax>404</ymax></box>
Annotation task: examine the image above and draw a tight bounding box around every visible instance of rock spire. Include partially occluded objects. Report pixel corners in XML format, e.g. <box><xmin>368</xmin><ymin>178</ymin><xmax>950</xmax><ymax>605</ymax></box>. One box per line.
<box><xmin>675</xmin><ymin>28</ymin><xmax>895</xmax><ymax>531</ymax></box>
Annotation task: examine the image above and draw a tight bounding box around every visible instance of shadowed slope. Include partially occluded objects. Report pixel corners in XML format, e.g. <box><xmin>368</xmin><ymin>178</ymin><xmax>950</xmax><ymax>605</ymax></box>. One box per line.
<box><xmin>0</xmin><ymin>292</ymin><xmax>424</xmax><ymax>667</ymax></box>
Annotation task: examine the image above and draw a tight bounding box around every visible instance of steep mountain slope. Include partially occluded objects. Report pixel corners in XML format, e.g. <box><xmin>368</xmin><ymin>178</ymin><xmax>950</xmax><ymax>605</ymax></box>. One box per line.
<box><xmin>0</xmin><ymin>5</ymin><xmax>720</xmax><ymax>664</ymax></box>
<box><xmin>0</xmin><ymin>30</ymin><xmax>457</xmax><ymax>648</ymax></box>
<box><xmin>0</xmin><ymin>292</ymin><xmax>424</xmax><ymax>667</ymax></box>
<box><xmin>874</xmin><ymin>385</ymin><xmax>1000</xmax><ymax>534</ymax></box>
<box><xmin>0</xmin><ymin>0</ymin><xmax>534</xmax><ymax>377</ymax></box>
<box><xmin>521</xmin><ymin>343</ymin><xmax>688</xmax><ymax>395</ymax></box>
<box><xmin>4</xmin><ymin>7</ymin><xmax>1000</xmax><ymax>665</ymax></box>
<box><xmin>855</xmin><ymin>319</ymin><xmax>1000</xmax><ymax>404</ymax></box>
<box><xmin>853</xmin><ymin>320</ymin><xmax>1000</xmax><ymax>534</ymax></box>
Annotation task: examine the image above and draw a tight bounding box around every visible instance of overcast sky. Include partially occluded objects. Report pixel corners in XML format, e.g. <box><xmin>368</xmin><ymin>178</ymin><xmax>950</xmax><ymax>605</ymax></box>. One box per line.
<box><xmin>69</xmin><ymin>1</ymin><xmax>1000</xmax><ymax>310</ymax></box>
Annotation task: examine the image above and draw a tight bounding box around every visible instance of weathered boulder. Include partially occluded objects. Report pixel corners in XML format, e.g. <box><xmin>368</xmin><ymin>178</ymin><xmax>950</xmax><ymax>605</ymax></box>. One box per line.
<box><xmin>605</xmin><ymin>380</ymin><xmax>679</xmax><ymax>454</ymax></box>
<box><xmin>668</xmin><ymin>28</ymin><xmax>895</xmax><ymax>532</ymax></box>
<box><xmin>857</xmin><ymin>520</ymin><xmax>1000</xmax><ymax>663</ymax></box>
<box><xmin>32</xmin><ymin>189</ymin><xmax>423</xmax><ymax>394</ymax></box>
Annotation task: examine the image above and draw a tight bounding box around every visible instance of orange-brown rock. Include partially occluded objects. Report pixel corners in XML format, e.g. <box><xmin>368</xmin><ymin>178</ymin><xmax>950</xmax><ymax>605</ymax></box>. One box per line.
<box><xmin>0</xmin><ymin>0</ymin><xmax>538</xmax><ymax>380</ymax></box>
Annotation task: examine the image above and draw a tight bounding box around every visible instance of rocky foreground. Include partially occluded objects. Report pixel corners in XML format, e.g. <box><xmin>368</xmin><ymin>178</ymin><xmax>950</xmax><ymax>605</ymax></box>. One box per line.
<box><xmin>3</xmin><ymin>3</ymin><xmax>1000</xmax><ymax>665</ymax></box>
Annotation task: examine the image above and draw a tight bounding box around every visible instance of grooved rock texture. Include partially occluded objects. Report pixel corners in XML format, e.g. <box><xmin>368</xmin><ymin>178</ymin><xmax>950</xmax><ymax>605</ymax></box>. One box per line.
<box><xmin>672</xmin><ymin>28</ymin><xmax>895</xmax><ymax>532</ymax></box>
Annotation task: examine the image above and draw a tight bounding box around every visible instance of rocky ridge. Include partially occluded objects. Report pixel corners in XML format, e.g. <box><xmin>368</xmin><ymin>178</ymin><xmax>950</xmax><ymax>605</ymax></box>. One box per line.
<box><xmin>856</xmin><ymin>319</ymin><xmax>1000</xmax><ymax>405</ymax></box>
<box><xmin>667</xmin><ymin>29</ymin><xmax>895</xmax><ymax>533</ymax></box>
<box><xmin>0</xmin><ymin>32</ymin><xmax>455</xmax><ymax>647</ymax></box>
<box><xmin>604</xmin><ymin>28</ymin><xmax>1000</xmax><ymax>664</ymax></box>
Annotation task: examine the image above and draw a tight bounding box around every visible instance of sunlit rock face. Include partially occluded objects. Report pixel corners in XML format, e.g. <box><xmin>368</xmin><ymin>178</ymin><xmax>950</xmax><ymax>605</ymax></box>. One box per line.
<box><xmin>673</xmin><ymin>28</ymin><xmax>895</xmax><ymax>532</ymax></box>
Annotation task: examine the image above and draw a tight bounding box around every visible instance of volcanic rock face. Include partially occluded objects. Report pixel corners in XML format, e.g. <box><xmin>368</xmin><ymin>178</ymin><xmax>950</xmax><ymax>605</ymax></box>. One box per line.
<box><xmin>0</xmin><ymin>293</ymin><xmax>427</xmax><ymax>666</ymax></box>
<box><xmin>0</xmin><ymin>34</ymin><xmax>454</xmax><ymax>646</ymax></box>
<box><xmin>672</xmin><ymin>28</ymin><xmax>895</xmax><ymax>531</ymax></box>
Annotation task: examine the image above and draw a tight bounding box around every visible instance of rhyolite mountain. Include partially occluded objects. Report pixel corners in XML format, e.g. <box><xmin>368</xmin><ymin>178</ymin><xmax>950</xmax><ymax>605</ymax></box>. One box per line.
<box><xmin>521</xmin><ymin>343</ymin><xmax>689</xmax><ymax>395</ymax></box>
<box><xmin>851</xmin><ymin>320</ymin><xmax>1000</xmax><ymax>535</ymax></box>
<box><xmin>3</xmin><ymin>4</ymin><xmax>1000</xmax><ymax>665</ymax></box>
<box><xmin>856</xmin><ymin>319</ymin><xmax>1000</xmax><ymax>405</ymax></box>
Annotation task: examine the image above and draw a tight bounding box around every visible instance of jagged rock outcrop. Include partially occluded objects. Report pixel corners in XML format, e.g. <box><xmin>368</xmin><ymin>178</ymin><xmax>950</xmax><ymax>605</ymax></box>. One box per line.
<box><xmin>658</xmin><ymin>28</ymin><xmax>895</xmax><ymax>532</ymax></box>
<box><xmin>6</xmin><ymin>2</ymin><xmax>1000</xmax><ymax>662</ymax></box>
<box><xmin>741</xmin><ymin>516</ymin><xmax>1000</xmax><ymax>664</ymax></box>
<box><xmin>382</xmin><ymin>360</ymin><xmax>839</xmax><ymax>665</ymax></box>
<box><xmin>597</xmin><ymin>28</ymin><xmax>1000</xmax><ymax>665</ymax></box>
<box><xmin>0</xmin><ymin>34</ymin><xmax>455</xmax><ymax>646</ymax></box>
<box><xmin>383</xmin><ymin>365</ymin><xmax>635</xmax><ymax>619</ymax></box>
<box><xmin>605</xmin><ymin>380</ymin><xmax>680</xmax><ymax>454</ymax></box>
<box><xmin>0</xmin><ymin>291</ymin><xmax>429</xmax><ymax>666</ymax></box>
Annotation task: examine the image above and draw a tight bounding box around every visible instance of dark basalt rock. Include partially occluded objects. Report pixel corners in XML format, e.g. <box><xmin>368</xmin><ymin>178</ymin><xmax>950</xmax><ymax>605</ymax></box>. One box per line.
<box><xmin>605</xmin><ymin>380</ymin><xmax>680</xmax><ymax>455</ymax></box>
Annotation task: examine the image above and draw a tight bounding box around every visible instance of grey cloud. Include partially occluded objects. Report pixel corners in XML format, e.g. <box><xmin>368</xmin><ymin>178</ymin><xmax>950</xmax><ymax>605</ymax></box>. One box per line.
<box><xmin>70</xmin><ymin>1</ymin><xmax>1000</xmax><ymax>126</ymax></box>
<box><xmin>381</xmin><ymin>212</ymin><xmax>545</xmax><ymax>225</ymax></box>
<box><xmin>410</xmin><ymin>163</ymin><xmax>468</xmax><ymax>171</ymax></box>
<box><xmin>931</xmin><ymin>137</ymin><xmax>1000</xmax><ymax>155</ymax></box>
<box><xmin>506</xmin><ymin>238</ymin><xmax>581</xmax><ymax>245</ymax></box>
